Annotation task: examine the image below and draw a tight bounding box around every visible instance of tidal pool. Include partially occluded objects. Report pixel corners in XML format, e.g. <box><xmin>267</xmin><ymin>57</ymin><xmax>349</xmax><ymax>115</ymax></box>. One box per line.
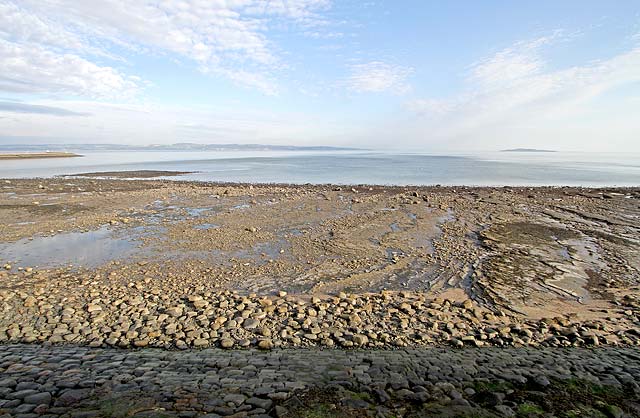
<box><xmin>0</xmin><ymin>226</ymin><xmax>141</xmax><ymax>268</ymax></box>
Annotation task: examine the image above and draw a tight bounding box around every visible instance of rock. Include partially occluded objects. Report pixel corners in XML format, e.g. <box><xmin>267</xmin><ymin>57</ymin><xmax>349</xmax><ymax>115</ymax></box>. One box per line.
<box><xmin>0</xmin><ymin>378</ymin><xmax>17</xmax><ymax>388</ymax></box>
<box><xmin>243</xmin><ymin>318</ymin><xmax>260</xmax><ymax>329</ymax></box>
<box><xmin>223</xmin><ymin>393</ymin><xmax>246</xmax><ymax>406</ymax></box>
<box><xmin>246</xmin><ymin>397</ymin><xmax>272</xmax><ymax>410</ymax></box>
<box><xmin>353</xmin><ymin>334</ymin><xmax>369</xmax><ymax>346</ymax></box>
<box><xmin>220</xmin><ymin>338</ymin><xmax>234</xmax><ymax>348</ymax></box>
<box><xmin>274</xmin><ymin>405</ymin><xmax>288</xmax><ymax>418</ymax></box>
<box><xmin>495</xmin><ymin>405</ymin><xmax>516</xmax><ymax>417</ymax></box>
<box><xmin>532</xmin><ymin>375</ymin><xmax>550</xmax><ymax>387</ymax></box>
<box><xmin>166</xmin><ymin>307</ymin><xmax>183</xmax><ymax>317</ymax></box>
<box><xmin>54</xmin><ymin>389</ymin><xmax>92</xmax><ymax>407</ymax></box>
<box><xmin>258</xmin><ymin>339</ymin><xmax>273</xmax><ymax>350</ymax></box>
<box><xmin>24</xmin><ymin>392</ymin><xmax>52</xmax><ymax>406</ymax></box>
<box><xmin>193</xmin><ymin>338</ymin><xmax>208</xmax><ymax>347</ymax></box>
<box><xmin>342</xmin><ymin>398</ymin><xmax>370</xmax><ymax>408</ymax></box>
<box><xmin>86</xmin><ymin>304</ymin><xmax>102</xmax><ymax>313</ymax></box>
<box><xmin>193</xmin><ymin>300</ymin><xmax>208</xmax><ymax>309</ymax></box>
<box><xmin>23</xmin><ymin>296</ymin><xmax>37</xmax><ymax>307</ymax></box>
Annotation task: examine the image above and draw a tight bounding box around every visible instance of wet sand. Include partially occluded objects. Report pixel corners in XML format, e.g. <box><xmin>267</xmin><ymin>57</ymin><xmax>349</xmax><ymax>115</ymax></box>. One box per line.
<box><xmin>66</xmin><ymin>170</ymin><xmax>194</xmax><ymax>178</ymax></box>
<box><xmin>0</xmin><ymin>177</ymin><xmax>639</xmax><ymax>350</ymax></box>
<box><xmin>0</xmin><ymin>152</ymin><xmax>81</xmax><ymax>160</ymax></box>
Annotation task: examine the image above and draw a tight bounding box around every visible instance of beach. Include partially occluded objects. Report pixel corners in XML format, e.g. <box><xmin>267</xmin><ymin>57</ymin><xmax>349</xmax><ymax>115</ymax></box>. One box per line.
<box><xmin>1</xmin><ymin>176</ymin><xmax>638</xmax><ymax>347</ymax></box>
<box><xmin>1</xmin><ymin>176</ymin><xmax>639</xmax><ymax>416</ymax></box>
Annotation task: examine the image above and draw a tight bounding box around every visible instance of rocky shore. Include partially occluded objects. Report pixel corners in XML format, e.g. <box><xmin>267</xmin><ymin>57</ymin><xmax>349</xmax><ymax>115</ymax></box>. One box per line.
<box><xmin>1</xmin><ymin>178</ymin><xmax>639</xmax><ymax>351</ymax></box>
<box><xmin>1</xmin><ymin>285</ymin><xmax>639</xmax><ymax>351</ymax></box>
<box><xmin>1</xmin><ymin>344</ymin><xmax>639</xmax><ymax>417</ymax></box>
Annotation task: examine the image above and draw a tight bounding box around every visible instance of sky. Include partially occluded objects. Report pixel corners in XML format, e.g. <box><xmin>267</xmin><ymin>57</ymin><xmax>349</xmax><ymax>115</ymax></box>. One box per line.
<box><xmin>0</xmin><ymin>0</ymin><xmax>639</xmax><ymax>151</ymax></box>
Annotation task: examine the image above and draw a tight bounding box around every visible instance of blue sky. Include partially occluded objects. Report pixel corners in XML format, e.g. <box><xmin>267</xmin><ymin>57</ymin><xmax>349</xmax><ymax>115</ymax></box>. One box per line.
<box><xmin>0</xmin><ymin>0</ymin><xmax>639</xmax><ymax>151</ymax></box>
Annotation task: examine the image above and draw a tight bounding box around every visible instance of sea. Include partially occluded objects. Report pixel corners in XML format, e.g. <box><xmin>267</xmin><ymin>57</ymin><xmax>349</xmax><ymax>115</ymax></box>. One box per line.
<box><xmin>0</xmin><ymin>150</ymin><xmax>639</xmax><ymax>187</ymax></box>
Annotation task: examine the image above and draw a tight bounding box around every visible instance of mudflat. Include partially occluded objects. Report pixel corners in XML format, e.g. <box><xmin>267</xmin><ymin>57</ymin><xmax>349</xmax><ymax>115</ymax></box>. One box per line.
<box><xmin>66</xmin><ymin>170</ymin><xmax>194</xmax><ymax>178</ymax></box>
<box><xmin>0</xmin><ymin>178</ymin><xmax>639</xmax><ymax>351</ymax></box>
<box><xmin>0</xmin><ymin>152</ymin><xmax>82</xmax><ymax>160</ymax></box>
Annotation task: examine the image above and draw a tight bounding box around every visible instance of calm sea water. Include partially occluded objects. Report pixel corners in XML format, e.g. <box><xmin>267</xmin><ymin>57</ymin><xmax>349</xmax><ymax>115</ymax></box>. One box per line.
<box><xmin>0</xmin><ymin>150</ymin><xmax>639</xmax><ymax>187</ymax></box>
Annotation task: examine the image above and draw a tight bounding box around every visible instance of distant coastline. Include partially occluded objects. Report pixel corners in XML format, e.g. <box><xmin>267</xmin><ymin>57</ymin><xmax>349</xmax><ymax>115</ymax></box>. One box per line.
<box><xmin>0</xmin><ymin>152</ymin><xmax>82</xmax><ymax>160</ymax></box>
<box><xmin>501</xmin><ymin>148</ymin><xmax>557</xmax><ymax>153</ymax></box>
<box><xmin>0</xmin><ymin>143</ymin><xmax>361</xmax><ymax>152</ymax></box>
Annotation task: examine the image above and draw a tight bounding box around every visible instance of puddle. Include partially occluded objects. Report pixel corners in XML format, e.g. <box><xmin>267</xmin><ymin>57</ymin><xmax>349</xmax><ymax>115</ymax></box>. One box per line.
<box><xmin>135</xmin><ymin>202</ymin><xmax>217</xmax><ymax>224</ymax></box>
<box><xmin>185</xmin><ymin>207</ymin><xmax>212</xmax><ymax>217</ymax></box>
<box><xmin>0</xmin><ymin>226</ymin><xmax>142</xmax><ymax>268</ymax></box>
<box><xmin>193</xmin><ymin>223</ymin><xmax>219</xmax><ymax>230</ymax></box>
<box><xmin>232</xmin><ymin>203</ymin><xmax>251</xmax><ymax>210</ymax></box>
<box><xmin>389</xmin><ymin>222</ymin><xmax>401</xmax><ymax>232</ymax></box>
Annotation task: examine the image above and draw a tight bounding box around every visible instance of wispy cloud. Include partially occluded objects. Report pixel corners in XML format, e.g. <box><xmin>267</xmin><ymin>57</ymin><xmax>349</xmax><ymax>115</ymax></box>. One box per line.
<box><xmin>346</xmin><ymin>61</ymin><xmax>413</xmax><ymax>94</ymax></box>
<box><xmin>0</xmin><ymin>101</ymin><xmax>90</xmax><ymax>116</ymax></box>
<box><xmin>468</xmin><ymin>31</ymin><xmax>567</xmax><ymax>88</ymax></box>
<box><xmin>404</xmin><ymin>31</ymin><xmax>640</xmax><ymax>149</ymax></box>
<box><xmin>0</xmin><ymin>100</ymin><xmax>356</xmax><ymax>145</ymax></box>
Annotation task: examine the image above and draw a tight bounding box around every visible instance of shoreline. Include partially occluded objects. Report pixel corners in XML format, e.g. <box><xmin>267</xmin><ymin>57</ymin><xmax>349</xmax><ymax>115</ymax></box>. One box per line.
<box><xmin>4</xmin><ymin>171</ymin><xmax>640</xmax><ymax>189</ymax></box>
<box><xmin>0</xmin><ymin>152</ymin><xmax>82</xmax><ymax>160</ymax></box>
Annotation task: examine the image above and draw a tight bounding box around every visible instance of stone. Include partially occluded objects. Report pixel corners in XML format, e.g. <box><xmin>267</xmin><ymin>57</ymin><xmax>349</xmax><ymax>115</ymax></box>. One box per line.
<box><xmin>353</xmin><ymin>334</ymin><xmax>369</xmax><ymax>346</ymax></box>
<box><xmin>166</xmin><ymin>307</ymin><xmax>183</xmax><ymax>317</ymax></box>
<box><xmin>220</xmin><ymin>338</ymin><xmax>234</xmax><ymax>348</ymax></box>
<box><xmin>246</xmin><ymin>397</ymin><xmax>272</xmax><ymax>410</ymax></box>
<box><xmin>54</xmin><ymin>389</ymin><xmax>92</xmax><ymax>407</ymax></box>
<box><xmin>494</xmin><ymin>405</ymin><xmax>516</xmax><ymax>417</ymax></box>
<box><xmin>532</xmin><ymin>375</ymin><xmax>550</xmax><ymax>387</ymax></box>
<box><xmin>223</xmin><ymin>393</ymin><xmax>246</xmax><ymax>407</ymax></box>
<box><xmin>86</xmin><ymin>304</ymin><xmax>102</xmax><ymax>313</ymax></box>
<box><xmin>0</xmin><ymin>378</ymin><xmax>17</xmax><ymax>388</ymax></box>
<box><xmin>24</xmin><ymin>392</ymin><xmax>52</xmax><ymax>406</ymax></box>
<box><xmin>193</xmin><ymin>338</ymin><xmax>209</xmax><ymax>347</ymax></box>
<box><xmin>257</xmin><ymin>339</ymin><xmax>273</xmax><ymax>350</ymax></box>
<box><xmin>24</xmin><ymin>296</ymin><xmax>37</xmax><ymax>307</ymax></box>
<box><xmin>243</xmin><ymin>318</ymin><xmax>260</xmax><ymax>329</ymax></box>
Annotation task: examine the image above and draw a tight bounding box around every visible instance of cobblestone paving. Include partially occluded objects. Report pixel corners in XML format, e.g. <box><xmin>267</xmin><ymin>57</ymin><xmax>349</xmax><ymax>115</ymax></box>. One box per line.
<box><xmin>1</xmin><ymin>345</ymin><xmax>640</xmax><ymax>417</ymax></box>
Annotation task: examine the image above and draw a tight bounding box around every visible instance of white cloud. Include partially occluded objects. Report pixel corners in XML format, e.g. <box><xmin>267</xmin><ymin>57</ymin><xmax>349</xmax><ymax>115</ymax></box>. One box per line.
<box><xmin>0</xmin><ymin>39</ymin><xmax>140</xmax><ymax>98</ymax></box>
<box><xmin>346</xmin><ymin>61</ymin><xmax>413</xmax><ymax>93</ymax></box>
<box><xmin>0</xmin><ymin>0</ymin><xmax>334</xmax><ymax>96</ymax></box>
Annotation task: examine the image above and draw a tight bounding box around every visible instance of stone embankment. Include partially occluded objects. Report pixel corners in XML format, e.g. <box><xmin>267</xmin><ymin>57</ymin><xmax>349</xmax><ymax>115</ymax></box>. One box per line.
<box><xmin>1</xmin><ymin>345</ymin><xmax>640</xmax><ymax>417</ymax></box>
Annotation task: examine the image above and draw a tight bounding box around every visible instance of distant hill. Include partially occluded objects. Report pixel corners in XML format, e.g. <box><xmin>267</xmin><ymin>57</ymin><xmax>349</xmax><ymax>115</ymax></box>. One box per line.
<box><xmin>501</xmin><ymin>148</ymin><xmax>557</xmax><ymax>153</ymax></box>
<box><xmin>0</xmin><ymin>143</ymin><xmax>362</xmax><ymax>152</ymax></box>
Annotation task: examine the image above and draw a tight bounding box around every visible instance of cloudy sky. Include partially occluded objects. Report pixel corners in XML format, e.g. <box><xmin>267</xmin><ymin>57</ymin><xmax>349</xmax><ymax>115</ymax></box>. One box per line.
<box><xmin>1</xmin><ymin>0</ymin><xmax>639</xmax><ymax>151</ymax></box>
